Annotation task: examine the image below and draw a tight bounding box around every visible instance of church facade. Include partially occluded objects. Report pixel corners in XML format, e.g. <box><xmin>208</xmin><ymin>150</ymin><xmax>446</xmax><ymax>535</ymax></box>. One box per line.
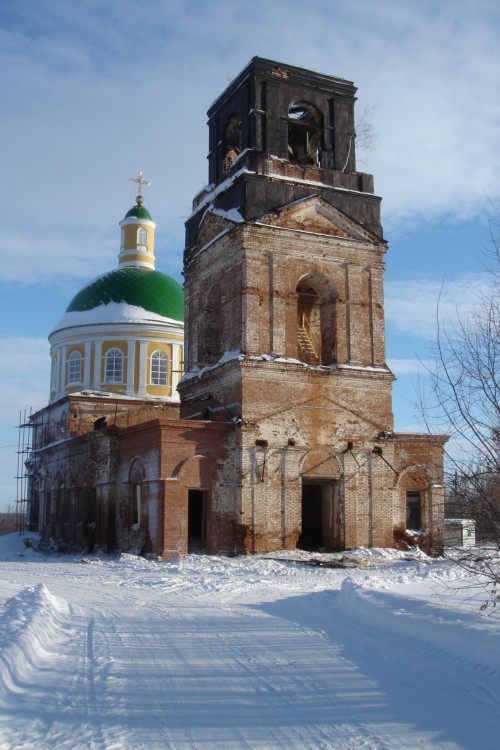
<box><xmin>27</xmin><ymin>58</ymin><xmax>447</xmax><ymax>557</ymax></box>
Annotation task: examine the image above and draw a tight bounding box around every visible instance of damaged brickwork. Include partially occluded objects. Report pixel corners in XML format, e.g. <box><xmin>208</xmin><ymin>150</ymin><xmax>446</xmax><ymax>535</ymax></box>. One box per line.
<box><xmin>28</xmin><ymin>58</ymin><xmax>447</xmax><ymax>558</ymax></box>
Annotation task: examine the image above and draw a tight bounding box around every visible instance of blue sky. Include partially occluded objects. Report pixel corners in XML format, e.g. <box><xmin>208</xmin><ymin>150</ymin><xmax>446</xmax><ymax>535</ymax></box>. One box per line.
<box><xmin>0</xmin><ymin>0</ymin><xmax>499</xmax><ymax>510</ymax></box>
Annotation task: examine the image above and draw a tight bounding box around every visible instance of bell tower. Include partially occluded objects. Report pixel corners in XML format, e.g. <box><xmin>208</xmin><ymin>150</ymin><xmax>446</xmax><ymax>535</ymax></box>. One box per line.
<box><xmin>178</xmin><ymin>58</ymin><xmax>433</xmax><ymax>555</ymax></box>
<box><xmin>185</xmin><ymin>56</ymin><xmax>382</xmax><ymax>261</ymax></box>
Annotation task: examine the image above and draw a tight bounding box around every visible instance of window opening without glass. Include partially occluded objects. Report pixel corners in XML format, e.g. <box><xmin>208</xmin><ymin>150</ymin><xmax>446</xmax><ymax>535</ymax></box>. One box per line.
<box><xmin>406</xmin><ymin>491</ymin><xmax>422</xmax><ymax>530</ymax></box>
<box><xmin>222</xmin><ymin>113</ymin><xmax>241</xmax><ymax>174</ymax></box>
<box><xmin>132</xmin><ymin>484</ymin><xmax>141</xmax><ymax>526</ymax></box>
<box><xmin>288</xmin><ymin>101</ymin><xmax>322</xmax><ymax>166</ymax></box>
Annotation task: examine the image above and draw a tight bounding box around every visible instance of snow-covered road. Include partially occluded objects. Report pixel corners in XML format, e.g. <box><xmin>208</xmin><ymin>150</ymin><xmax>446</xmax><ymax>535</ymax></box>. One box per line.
<box><xmin>0</xmin><ymin>536</ymin><xmax>499</xmax><ymax>750</ymax></box>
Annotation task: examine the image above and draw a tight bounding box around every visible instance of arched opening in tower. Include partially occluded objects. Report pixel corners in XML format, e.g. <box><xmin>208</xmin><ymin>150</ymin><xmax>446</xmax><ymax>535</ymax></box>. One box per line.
<box><xmin>222</xmin><ymin>113</ymin><xmax>241</xmax><ymax>174</ymax></box>
<box><xmin>287</xmin><ymin>101</ymin><xmax>322</xmax><ymax>166</ymax></box>
<box><xmin>296</xmin><ymin>274</ymin><xmax>337</xmax><ymax>365</ymax></box>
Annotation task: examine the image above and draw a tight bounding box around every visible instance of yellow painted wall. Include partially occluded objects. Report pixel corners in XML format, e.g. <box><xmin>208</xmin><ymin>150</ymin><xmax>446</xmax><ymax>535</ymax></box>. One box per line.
<box><xmin>122</xmin><ymin>224</ymin><xmax>155</xmax><ymax>254</ymax></box>
<box><xmin>119</xmin><ymin>251</ymin><xmax>154</xmax><ymax>265</ymax></box>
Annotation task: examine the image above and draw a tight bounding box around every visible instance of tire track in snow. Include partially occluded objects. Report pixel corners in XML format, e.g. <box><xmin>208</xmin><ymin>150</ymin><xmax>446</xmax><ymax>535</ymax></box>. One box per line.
<box><xmin>330</xmin><ymin>583</ymin><xmax>500</xmax><ymax>749</ymax></box>
<box><xmin>79</xmin><ymin>614</ymin><xmax>108</xmax><ymax>750</ymax></box>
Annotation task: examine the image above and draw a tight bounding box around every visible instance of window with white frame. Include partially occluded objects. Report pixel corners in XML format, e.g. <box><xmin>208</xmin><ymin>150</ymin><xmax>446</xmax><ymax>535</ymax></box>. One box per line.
<box><xmin>150</xmin><ymin>350</ymin><xmax>168</xmax><ymax>386</ymax></box>
<box><xmin>68</xmin><ymin>351</ymin><xmax>82</xmax><ymax>384</ymax></box>
<box><xmin>105</xmin><ymin>348</ymin><xmax>124</xmax><ymax>384</ymax></box>
<box><xmin>137</xmin><ymin>227</ymin><xmax>148</xmax><ymax>248</ymax></box>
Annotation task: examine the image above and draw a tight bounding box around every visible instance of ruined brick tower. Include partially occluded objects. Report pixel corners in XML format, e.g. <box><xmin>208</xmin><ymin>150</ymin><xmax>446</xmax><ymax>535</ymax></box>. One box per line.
<box><xmin>179</xmin><ymin>57</ymin><xmax>446</xmax><ymax>554</ymax></box>
<box><xmin>27</xmin><ymin>58</ymin><xmax>446</xmax><ymax>558</ymax></box>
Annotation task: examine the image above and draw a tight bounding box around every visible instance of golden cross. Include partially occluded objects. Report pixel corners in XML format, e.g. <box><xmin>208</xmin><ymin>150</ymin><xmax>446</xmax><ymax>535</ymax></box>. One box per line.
<box><xmin>130</xmin><ymin>170</ymin><xmax>151</xmax><ymax>197</ymax></box>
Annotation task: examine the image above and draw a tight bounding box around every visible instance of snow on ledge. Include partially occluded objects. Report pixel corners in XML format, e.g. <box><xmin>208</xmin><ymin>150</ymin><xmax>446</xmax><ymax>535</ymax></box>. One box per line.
<box><xmin>180</xmin><ymin>350</ymin><xmax>244</xmax><ymax>382</ymax></box>
<box><xmin>187</xmin><ymin>228</ymin><xmax>232</xmax><ymax>265</ymax></box>
<box><xmin>180</xmin><ymin>353</ymin><xmax>394</xmax><ymax>384</ymax></box>
<box><xmin>189</xmin><ymin>167</ymin><xmax>255</xmax><ymax>219</ymax></box>
<box><xmin>205</xmin><ymin>205</ymin><xmax>244</xmax><ymax>224</ymax></box>
<box><xmin>337</xmin><ymin>364</ymin><xmax>391</xmax><ymax>373</ymax></box>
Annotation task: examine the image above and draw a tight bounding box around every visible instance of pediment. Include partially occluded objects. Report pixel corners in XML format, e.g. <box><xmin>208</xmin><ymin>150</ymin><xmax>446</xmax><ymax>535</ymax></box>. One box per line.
<box><xmin>257</xmin><ymin>196</ymin><xmax>378</xmax><ymax>242</ymax></box>
<box><xmin>297</xmin><ymin>394</ymin><xmax>337</xmax><ymax>410</ymax></box>
<box><xmin>195</xmin><ymin>212</ymin><xmax>233</xmax><ymax>251</ymax></box>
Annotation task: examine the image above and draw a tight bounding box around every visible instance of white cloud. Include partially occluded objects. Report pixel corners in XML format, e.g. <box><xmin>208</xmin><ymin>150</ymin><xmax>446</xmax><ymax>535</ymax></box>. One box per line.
<box><xmin>0</xmin><ymin>0</ymin><xmax>498</xmax><ymax>505</ymax></box>
<box><xmin>385</xmin><ymin>272</ymin><xmax>492</xmax><ymax>339</ymax></box>
<box><xmin>0</xmin><ymin>1</ymin><xmax>499</xmax><ymax>286</ymax></box>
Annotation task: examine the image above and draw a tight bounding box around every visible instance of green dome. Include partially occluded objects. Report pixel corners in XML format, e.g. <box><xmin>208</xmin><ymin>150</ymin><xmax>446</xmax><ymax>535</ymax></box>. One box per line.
<box><xmin>124</xmin><ymin>204</ymin><xmax>152</xmax><ymax>220</ymax></box>
<box><xmin>66</xmin><ymin>267</ymin><xmax>184</xmax><ymax>322</ymax></box>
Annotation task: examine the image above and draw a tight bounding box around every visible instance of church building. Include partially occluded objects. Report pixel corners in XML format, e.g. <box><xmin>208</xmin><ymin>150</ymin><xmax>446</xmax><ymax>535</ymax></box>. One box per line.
<box><xmin>27</xmin><ymin>58</ymin><xmax>447</xmax><ymax>557</ymax></box>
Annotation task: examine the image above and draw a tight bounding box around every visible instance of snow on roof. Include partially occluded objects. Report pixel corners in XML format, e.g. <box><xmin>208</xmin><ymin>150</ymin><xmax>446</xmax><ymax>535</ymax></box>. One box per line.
<box><xmin>187</xmin><ymin>228</ymin><xmax>232</xmax><ymax>265</ymax></box>
<box><xmin>51</xmin><ymin>301</ymin><xmax>184</xmax><ymax>335</ymax></box>
<box><xmin>180</xmin><ymin>349</ymin><xmax>243</xmax><ymax>382</ymax></box>
<box><xmin>205</xmin><ymin>205</ymin><xmax>244</xmax><ymax>224</ymax></box>
<box><xmin>189</xmin><ymin>166</ymin><xmax>254</xmax><ymax>218</ymax></box>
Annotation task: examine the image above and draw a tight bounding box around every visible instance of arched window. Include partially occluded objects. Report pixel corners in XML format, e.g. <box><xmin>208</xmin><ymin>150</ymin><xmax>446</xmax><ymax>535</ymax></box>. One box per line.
<box><xmin>150</xmin><ymin>350</ymin><xmax>168</xmax><ymax>386</ymax></box>
<box><xmin>105</xmin><ymin>348</ymin><xmax>124</xmax><ymax>384</ymax></box>
<box><xmin>296</xmin><ymin>274</ymin><xmax>337</xmax><ymax>365</ymax></box>
<box><xmin>288</xmin><ymin>101</ymin><xmax>323</xmax><ymax>166</ymax></box>
<box><xmin>68</xmin><ymin>351</ymin><xmax>82</xmax><ymax>384</ymax></box>
<box><xmin>222</xmin><ymin>113</ymin><xmax>241</xmax><ymax>174</ymax></box>
<box><xmin>132</xmin><ymin>484</ymin><xmax>142</xmax><ymax>527</ymax></box>
<box><xmin>129</xmin><ymin>459</ymin><xmax>145</xmax><ymax>530</ymax></box>
<box><xmin>137</xmin><ymin>227</ymin><xmax>148</xmax><ymax>248</ymax></box>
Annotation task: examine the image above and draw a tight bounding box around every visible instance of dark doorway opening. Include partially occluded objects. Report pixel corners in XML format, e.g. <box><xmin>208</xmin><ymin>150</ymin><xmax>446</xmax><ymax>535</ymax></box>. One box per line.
<box><xmin>188</xmin><ymin>490</ymin><xmax>206</xmax><ymax>552</ymax></box>
<box><xmin>298</xmin><ymin>479</ymin><xmax>340</xmax><ymax>552</ymax></box>
<box><xmin>406</xmin><ymin>491</ymin><xmax>422</xmax><ymax>531</ymax></box>
<box><xmin>299</xmin><ymin>483</ymin><xmax>323</xmax><ymax>550</ymax></box>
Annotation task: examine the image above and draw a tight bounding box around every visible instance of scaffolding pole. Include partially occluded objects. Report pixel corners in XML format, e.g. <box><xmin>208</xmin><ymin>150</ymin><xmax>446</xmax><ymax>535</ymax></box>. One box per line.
<box><xmin>16</xmin><ymin>408</ymin><xmax>41</xmax><ymax>535</ymax></box>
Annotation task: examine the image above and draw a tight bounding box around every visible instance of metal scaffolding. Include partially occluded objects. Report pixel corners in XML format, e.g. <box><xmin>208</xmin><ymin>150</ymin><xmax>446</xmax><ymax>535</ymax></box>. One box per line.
<box><xmin>16</xmin><ymin>409</ymin><xmax>41</xmax><ymax>534</ymax></box>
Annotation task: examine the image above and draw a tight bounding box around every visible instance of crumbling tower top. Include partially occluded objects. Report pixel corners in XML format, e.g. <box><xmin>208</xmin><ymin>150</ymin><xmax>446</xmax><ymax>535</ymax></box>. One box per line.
<box><xmin>208</xmin><ymin>57</ymin><xmax>358</xmax><ymax>181</ymax></box>
<box><xmin>185</xmin><ymin>57</ymin><xmax>382</xmax><ymax>259</ymax></box>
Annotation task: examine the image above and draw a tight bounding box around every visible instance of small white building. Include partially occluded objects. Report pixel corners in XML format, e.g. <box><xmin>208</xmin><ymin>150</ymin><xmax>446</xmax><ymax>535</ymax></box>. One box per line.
<box><xmin>444</xmin><ymin>519</ymin><xmax>476</xmax><ymax>547</ymax></box>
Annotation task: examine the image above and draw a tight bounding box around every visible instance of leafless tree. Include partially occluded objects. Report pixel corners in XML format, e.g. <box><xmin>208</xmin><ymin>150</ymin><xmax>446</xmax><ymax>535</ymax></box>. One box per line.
<box><xmin>341</xmin><ymin>106</ymin><xmax>378</xmax><ymax>173</ymax></box>
<box><xmin>0</xmin><ymin>504</ymin><xmax>17</xmax><ymax>536</ymax></box>
<box><xmin>420</xmin><ymin>213</ymin><xmax>500</xmax><ymax>611</ymax></box>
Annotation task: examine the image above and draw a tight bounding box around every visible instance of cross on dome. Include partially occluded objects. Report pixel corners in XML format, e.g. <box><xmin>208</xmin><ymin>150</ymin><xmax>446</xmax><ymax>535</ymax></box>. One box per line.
<box><xmin>130</xmin><ymin>170</ymin><xmax>151</xmax><ymax>205</ymax></box>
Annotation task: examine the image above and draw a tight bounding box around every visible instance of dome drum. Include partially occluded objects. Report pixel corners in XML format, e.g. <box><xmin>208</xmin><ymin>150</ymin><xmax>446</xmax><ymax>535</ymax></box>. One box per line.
<box><xmin>48</xmin><ymin>198</ymin><xmax>184</xmax><ymax>404</ymax></box>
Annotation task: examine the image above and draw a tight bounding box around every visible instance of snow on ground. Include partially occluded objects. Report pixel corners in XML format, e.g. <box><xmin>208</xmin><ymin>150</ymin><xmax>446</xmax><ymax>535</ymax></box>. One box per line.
<box><xmin>0</xmin><ymin>535</ymin><xmax>499</xmax><ymax>750</ymax></box>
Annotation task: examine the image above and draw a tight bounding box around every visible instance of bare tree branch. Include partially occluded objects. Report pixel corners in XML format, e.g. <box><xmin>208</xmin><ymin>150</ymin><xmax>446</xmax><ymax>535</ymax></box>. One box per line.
<box><xmin>341</xmin><ymin>107</ymin><xmax>378</xmax><ymax>173</ymax></box>
<box><xmin>419</xmin><ymin>217</ymin><xmax>500</xmax><ymax>611</ymax></box>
